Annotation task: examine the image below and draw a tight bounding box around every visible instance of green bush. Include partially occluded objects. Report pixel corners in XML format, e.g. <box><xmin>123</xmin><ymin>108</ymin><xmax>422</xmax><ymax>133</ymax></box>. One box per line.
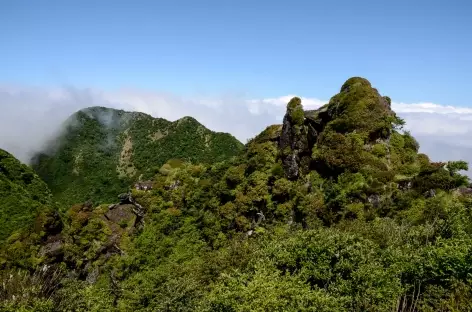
<box><xmin>2</xmin><ymin>77</ymin><xmax>472</xmax><ymax>312</ymax></box>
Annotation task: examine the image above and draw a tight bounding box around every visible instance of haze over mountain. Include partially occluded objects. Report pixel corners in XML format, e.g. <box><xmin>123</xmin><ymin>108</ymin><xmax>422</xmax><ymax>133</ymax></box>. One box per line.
<box><xmin>3</xmin><ymin>77</ymin><xmax>472</xmax><ymax>311</ymax></box>
<box><xmin>2</xmin><ymin>0</ymin><xmax>472</xmax><ymax>310</ymax></box>
<box><xmin>31</xmin><ymin>106</ymin><xmax>243</xmax><ymax>206</ymax></box>
<box><xmin>1</xmin><ymin>1</ymin><xmax>472</xmax><ymax>173</ymax></box>
<box><xmin>2</xmin><ymin>85</ymin><xmax>472</xmax><ymax>176</ymax></box>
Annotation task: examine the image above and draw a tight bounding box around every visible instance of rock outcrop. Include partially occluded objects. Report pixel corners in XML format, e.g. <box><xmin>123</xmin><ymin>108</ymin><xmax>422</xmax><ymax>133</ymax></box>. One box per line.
<box><xmin>28</xmin><ymin>192</ymin><xmax>149</xmax><ymax>282</ymax></box>
<box><xmin>278</xmin><ymin>77</ymin><xmax>398</xmax><ymax>179</ymax></box>
<box><xmin>279</xmin><ymin>97</ymin><xmax>312</xmax><ymax>180</ymax></box>
<box><xmin>36</xmin><ymin>211</ymin><xmax>64</xmax><ymax>262</ymax></box>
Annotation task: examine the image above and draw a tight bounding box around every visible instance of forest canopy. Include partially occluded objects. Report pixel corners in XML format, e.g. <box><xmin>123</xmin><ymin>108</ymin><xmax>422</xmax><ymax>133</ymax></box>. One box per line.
<box><xmin>2</xmin><ymin>77</ymin><xmax>472</xmax><ymax>312</ymax></box>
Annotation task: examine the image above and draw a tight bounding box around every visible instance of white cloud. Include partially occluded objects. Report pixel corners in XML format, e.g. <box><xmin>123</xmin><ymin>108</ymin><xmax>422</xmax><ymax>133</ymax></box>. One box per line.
<box><xmin>390</xmin><ymin>102</ymin><xmax>472</xmax><ymax>157</ymax></box>
<box><xmin>392</xmin><ymin>102</ymin><xmax>472</xmax><ymax>114</ymax></box>
<box><xmin>1</xmin><ymin>85</ymin><xmax>471</xmax><ymax>176</ymax></box>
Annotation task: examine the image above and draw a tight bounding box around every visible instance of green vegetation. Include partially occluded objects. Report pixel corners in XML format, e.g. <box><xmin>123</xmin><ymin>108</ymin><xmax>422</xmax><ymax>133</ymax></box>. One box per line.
<box><xmin>0</xmin><ymin>149</ymin><xmax>55</xmax><ymax>242</ymax></box>
<box><xmin>32</xmin><ymin>107</ymin><xmax>244</xmax><ymax>207</ymax></box>
<box><xmin>2</xmin><ymin>77</ymin><xmax>472</xmax><ymax>311</ymax></box>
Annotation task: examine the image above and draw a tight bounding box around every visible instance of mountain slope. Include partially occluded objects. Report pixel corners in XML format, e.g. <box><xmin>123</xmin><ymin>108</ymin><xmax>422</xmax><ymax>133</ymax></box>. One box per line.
<box><xmin>32</xmin><ymin>107</ymin><xmax>244</xmax><ymax>206</ymax></box>
<box><xmin>3</xmin><ymin>78</ymin><xmax>472</xmax><ymax>311</ymax></box>
<box><xmin>0</xmin><ymin>149</ymin><xmax>55</xmax><ymax>242</ymax></box>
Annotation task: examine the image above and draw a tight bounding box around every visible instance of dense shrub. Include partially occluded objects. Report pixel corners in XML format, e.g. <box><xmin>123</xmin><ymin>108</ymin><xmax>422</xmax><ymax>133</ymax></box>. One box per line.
<box><xmin>2</xmin><ymin>77</ymin><xmax>471</xmax><ymax>311</ymax></box>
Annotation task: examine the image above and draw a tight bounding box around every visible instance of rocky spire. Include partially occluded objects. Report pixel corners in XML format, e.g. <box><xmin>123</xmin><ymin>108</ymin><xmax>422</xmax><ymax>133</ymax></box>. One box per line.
<box><xmin>278</xmin><ymin>97</ymin><xmax>310</xmax><ymax>180</ymax></box>
<box><xmin>278</xmin><ymin>77</ymin><xmax>400</xmax><ymax>179</ymax></box>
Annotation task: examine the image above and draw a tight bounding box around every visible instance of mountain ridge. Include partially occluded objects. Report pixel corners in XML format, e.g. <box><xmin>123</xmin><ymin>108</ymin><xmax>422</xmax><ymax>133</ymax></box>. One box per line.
<box><xmin>0</xmin><ymin>148</ymin><xmax>57</xmax><ymax>242</ymax></box>
<box><xmin>31</xmin><ymin>106</ymin><xmax>244</xmax><ymax>206</ymax></box>
<box><xmin>2</xmin><ymin>77</ymin><xmax>472</xmax><ymax>311</ymax></box>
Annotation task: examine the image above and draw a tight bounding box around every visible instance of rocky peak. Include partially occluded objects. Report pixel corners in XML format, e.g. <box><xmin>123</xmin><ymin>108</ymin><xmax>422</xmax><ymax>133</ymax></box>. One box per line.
<box><xmin>279</xmin><ymin>97</ymin><xmax>311</xmax><ymax>180</ymax></box>
<box><xmin>324</xmin><ymin>77</ymin><xmax>395</xmax><ymax>136</ymax></box>
<box><xmin>340</xmin><ymin>76</ymin><xmax>372</xmax><ymax>92</ymax></box>
<box><xmin>278</xmin><ymin>77</ymin><xmax>400</xmax><ymax>179</ymax></box>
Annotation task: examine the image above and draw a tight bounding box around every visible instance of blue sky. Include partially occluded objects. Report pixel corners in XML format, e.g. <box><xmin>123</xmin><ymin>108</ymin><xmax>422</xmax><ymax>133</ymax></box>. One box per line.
<box><xmin>2</xmin><ymin>0</ymin><xmax>472</xmax><ymax>172</ymax></box>
<box><xmin>1</xmin><ymin>0</ymin><xmax>471</xmax><ymax>105</ymax></box>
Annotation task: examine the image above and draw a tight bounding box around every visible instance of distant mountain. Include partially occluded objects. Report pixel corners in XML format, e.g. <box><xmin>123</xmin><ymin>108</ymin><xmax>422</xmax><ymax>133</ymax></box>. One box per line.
<box><xmin>4</xmin><ymin>79</ymin><xmax>472</xmax><ymax>311</ymax></box>
<box><xmin>31</xmin><ymin>107</ymin><xmax>244</xmax><ymax>206</ymax></box>
<box><xmin>0</xmin><ymin>149</ymin><xmax>55</xmax><ymax>242</ymax></box>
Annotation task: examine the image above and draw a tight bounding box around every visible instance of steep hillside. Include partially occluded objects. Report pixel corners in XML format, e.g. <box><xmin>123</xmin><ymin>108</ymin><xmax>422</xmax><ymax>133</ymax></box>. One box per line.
<box><xmin>0</xmin><ymin>149</ymin><xmax>56</xmax><ymax>242</ymax></box>
<box><xmin>3</xmin><ymin>78</ymin><xmax>472</xmax><ymax>311</ymax></box>
<box><xmin>32</xmin><ymin>107</ymin><xmax>244</xmax><ymax>206</ymax></box>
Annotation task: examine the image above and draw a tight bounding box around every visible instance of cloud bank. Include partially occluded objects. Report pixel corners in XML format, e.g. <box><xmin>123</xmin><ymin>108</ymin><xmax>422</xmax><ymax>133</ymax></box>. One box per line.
<box><xmin>1</xmin><ymin>85</ymin><xmax>471</xmax><ymax>176</ymax></box>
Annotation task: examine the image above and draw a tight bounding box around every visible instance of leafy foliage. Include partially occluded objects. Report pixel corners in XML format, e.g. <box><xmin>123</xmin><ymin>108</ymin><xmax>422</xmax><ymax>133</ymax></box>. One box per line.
<box><xmin>2</xmin><ymin>77</ymin><xmax>472</xmax><ymax>311</ymax></box>
<box><xmin>0</xmin><ymin>149</ymin><xmax>55</xmax><ymax>242</ymax></box>
<box><xmin>32</xmin><ymin>107</ymin><xmax>244</xmax><ymax>207</ymax></box>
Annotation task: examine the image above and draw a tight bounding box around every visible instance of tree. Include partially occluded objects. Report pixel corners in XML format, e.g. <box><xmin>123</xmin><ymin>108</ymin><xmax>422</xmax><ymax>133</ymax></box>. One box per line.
<box><xmin>447</xmin><ymin>160</ymin><xmax>469</xmax><ymax>176</ymax></box>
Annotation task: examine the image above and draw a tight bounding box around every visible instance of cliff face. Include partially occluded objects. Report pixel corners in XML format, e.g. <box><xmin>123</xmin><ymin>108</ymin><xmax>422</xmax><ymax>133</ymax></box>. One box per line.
<box><xmin>278</xmin><ymin>77</ymin><xmax>399</xmax><ymax>179</ymax></box>
<box><xmin>279</xmin><ymin>97</ymin><xmax>311</xmax><ymax>179</ymax></box>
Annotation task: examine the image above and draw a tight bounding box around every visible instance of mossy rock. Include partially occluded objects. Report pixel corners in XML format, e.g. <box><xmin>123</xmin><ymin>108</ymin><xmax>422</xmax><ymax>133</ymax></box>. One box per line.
<box><xmin>287</xmin><ymin>97</ymin><xmax>305</xmax><ymax>126</ymax></box>
<box><xmin>326</xmin><ymin>77</ymin><xmax>393</xmax><ymax>138</ymax></box>
<box><xmin>340</xmin><ymin>77</ymin><xmax>372</xmax><ymax>93</ymax></box>
<box><xmin>254</xmin><ymin>125</ymin><xmax>283</xmax><ymax>143</ymax></box>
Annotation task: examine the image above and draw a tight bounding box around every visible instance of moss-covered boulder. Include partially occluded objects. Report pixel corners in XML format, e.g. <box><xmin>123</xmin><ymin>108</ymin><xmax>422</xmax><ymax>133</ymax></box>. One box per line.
<box><xmin>62</xmin><ymin>196</ymin><xmax>143</xmax><ymax>279</ymax></box>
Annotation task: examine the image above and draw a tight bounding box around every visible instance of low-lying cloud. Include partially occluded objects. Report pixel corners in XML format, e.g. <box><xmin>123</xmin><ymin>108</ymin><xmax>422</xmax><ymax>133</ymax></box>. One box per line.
<box><xmin>1</xmin><ymin>84</ymin><xmax>471</xmax><ymax>176</ymax></box>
